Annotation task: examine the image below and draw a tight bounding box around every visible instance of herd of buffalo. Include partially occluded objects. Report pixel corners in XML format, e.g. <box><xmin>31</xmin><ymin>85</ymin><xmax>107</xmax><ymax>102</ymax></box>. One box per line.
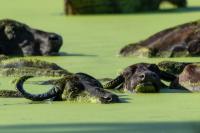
<box><xmin>1</xmin><ymin>0</ymin><xmax>200</xmax><ymax>103</ymax></box>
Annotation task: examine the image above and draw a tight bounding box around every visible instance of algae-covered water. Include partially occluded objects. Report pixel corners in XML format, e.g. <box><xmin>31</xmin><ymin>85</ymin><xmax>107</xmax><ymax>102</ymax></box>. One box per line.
<box><xmin>0</xmin><ymin>0</ymin><xmax>200</xmax><ymax>132</ymax></box>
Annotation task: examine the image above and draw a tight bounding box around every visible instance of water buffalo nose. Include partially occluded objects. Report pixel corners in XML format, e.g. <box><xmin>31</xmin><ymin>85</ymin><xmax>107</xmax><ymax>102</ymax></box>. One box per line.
<box><xmin>151</xmin><ymin>73</ymin><xmax>157</xmax><ymax>78</ymax></box>
<box><xmin>49</xmin><ymin>35</ymin><xmax>60</xmax><ymax>41</ymax></box>
<box><xmin>102</xmin><ymin>94</ymin><xmax>120</xmax><ymax>103</ymax></box>
<box><xmin>104</xmin><ymin>96</ymin><xmax>112</xmax><ymax>102</ymax></box>
<box><xmin>139</xmin><ymin>74</ymin><xmax>145</xmax><ymax>81</ymax></box>
<box><xmin>139</xmin><ymin>72</ymin><xmax>157</xmax><ymax>81</ymax></box>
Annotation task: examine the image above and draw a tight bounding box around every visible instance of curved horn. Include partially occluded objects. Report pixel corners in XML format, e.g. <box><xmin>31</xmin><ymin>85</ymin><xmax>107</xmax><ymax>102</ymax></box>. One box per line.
<box><xmin>103</xmin><ymin>75</ymin><xmax>124</xmax><ymax>89</ymax></box>
<box><xmin>16</xmin><ymin>76</ymin><xmax>63</xmax><ymax>101</ymax></box>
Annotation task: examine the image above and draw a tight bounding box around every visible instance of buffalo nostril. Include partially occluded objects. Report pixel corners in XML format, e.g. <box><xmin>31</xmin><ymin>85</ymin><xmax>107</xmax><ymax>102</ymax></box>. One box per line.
<box><xmin>151</xmin><ymin>73</ymin><xmax>157</xmax><ymax>78</ymax></box>
<box><xmin>104</xmin><ymin>96</ymin><xmax>112</xmax><ymax>102</ymax></box>
<box><xmin>139</xmin><ymin>74</ymin><xmax>145</xmax><ymax>80</ymax></box>
<box><xmin>49</xmin><ymin>35</ymin><xmax>59</xmax><ymax>41</ymax></box>
<box><xmin>101</xmin><ymin>94</ymin><xmax>119</xmax><ymax>103</ymax></box>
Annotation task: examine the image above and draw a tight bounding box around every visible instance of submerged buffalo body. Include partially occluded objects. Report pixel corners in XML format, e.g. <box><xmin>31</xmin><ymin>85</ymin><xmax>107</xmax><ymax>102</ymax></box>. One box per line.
<box><xmin>157</xmin><ymin>61</ymin><xmax>191</xmax><ymax>75</ymax></box>
<box><xmin>64</xmin><ymin>0</ymin><xmax>187</xmax><ymax>15</ymax></box>
<box><xmin>0</xmin><ymin>57</ymin><xmax>119</xmax><ymax>103</ymax></box>
<box><xmin>0</xmin><ymin>57</ymin><xmax>70</xmax><ymax>77</ymax></box>
<box><xmin>120</xmin><ymin>20</ymin><xmax>200</xmax><ymax>57</ymax></box>
<box><xmin>0</xmin><ymin>19</ymin><xmax>62</xmax><ymax>56</ymax></box>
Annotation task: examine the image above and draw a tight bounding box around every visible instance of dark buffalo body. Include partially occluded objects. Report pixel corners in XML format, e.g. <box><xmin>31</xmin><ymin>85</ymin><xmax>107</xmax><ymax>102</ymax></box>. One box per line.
<box><xmin>64</xmin><ymin>0</ymin><xmax>187</xmax><ymax>15</ymax></box>
<box><xmin>104</xmin><ymin>63</ymin><xmax>176</xmax><ymax>93</ymax></box>
<box><xmin>120</xmin><ymin>20</ymin><xmax>200</xmax><ymax>57</ymax></box>
<box><xmin>0</xmin><ymin>19</ymin><xmax>62</xmax><ymax>56</ymax></box>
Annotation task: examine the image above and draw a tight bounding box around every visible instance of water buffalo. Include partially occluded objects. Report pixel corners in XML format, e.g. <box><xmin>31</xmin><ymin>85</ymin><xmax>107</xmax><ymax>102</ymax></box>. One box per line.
<box><xmin>0</xmin><ymin>19</ymin><xmax>62</xmax><ymax>56</ymax></box>
<box><xmin>0</xmin><ymin>56</ymin><xmax>119</xmax><ymax>103</ymax></box>
<box><xmin>64</xmin><ymin>0</ymin><xmax>187</xmax><ymax>15</ymax></box>
<box><xmin>15</xmin><ymin>73</ymin><xmax>119</xmax><ymax>104</ymax></box>
<box><xmin>104</xmin><ymin>63</ymin><xmax>176</xmax><ymax>93</ymax></box>
<box><xmin>119</xmin><ymin>20</ymin><xmax>200</xmax><ymax>57</ymax></box>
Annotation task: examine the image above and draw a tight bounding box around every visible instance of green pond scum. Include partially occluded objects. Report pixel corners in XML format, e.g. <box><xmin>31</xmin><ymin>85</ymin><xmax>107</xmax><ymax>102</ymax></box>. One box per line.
<box><xmin>0</xmin><ymin>58</ymin><xmax>71</xmax><ymax>77</ymax></box>
<box><xmin>0</xmin><ymin>0</ymin><xmax>200</xmax><ymax>132</ymax></box>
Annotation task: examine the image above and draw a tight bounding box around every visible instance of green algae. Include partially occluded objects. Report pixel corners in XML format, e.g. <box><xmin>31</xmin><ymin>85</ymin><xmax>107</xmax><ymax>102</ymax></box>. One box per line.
<box><xmin>0</xmin><ymin>58</ymin><xmax>71</xmax><ymax>77</ymax></box>
<box><xmin>158</xmin><ymin>61</ymin><xmax>190</xmax><ymax>75</ymax></box>
<box><xmin>135</xmin><ymin>84</ymin><xmax>158</xmax><ymax>93</ymax></box>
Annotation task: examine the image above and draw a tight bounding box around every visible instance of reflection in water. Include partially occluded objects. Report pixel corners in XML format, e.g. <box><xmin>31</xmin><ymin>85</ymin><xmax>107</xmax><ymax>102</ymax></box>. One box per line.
<box><xmin>0</xmin><ymin>122</ymin><xmax>199</xmax><ymax>133</ymax></box>
<box><xmin>59</xmin><ymin>52</ymin><xmax>97</xmax><ymax>57</ymax></box>
<box><xmin>0</xmin><ymin>100</ymin><xmax>53</xmax><ymax>107</ymax></box>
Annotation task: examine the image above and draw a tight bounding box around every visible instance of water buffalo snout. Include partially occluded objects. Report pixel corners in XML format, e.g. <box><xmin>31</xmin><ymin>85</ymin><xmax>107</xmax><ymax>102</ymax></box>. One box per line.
<box><xmin>49</xmin><ymin>34</ymin><xmax>60</xmax><ymax>41</ymax></box>
<box><xmin>46</xmin><ymin>34</ymin><xmax>63</xmax><ymax>55</ymax></box>
<box><xmin>139</xmin><ymin>72</ymin><xmax>158</xmax><ymax>81</ymax></box>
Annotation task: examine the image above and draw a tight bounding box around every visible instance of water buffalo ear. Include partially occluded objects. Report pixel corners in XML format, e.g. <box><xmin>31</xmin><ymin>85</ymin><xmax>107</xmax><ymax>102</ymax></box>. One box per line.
<box><xmin>4</xmin><ymin>25</ymin><xmax>16</xmax><ymax>40</ymax></box>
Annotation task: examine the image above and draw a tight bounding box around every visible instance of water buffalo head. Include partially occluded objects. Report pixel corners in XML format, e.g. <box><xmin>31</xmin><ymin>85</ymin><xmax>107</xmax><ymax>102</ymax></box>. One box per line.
<box><xmin>0</xmin><ymin>19</ymin><xmax>62</xmax><ymax>56</ymax></box>
<box><xmin>104</xmin><ymin>63</ymin><xmax>176</xmax><ymax>93</ymax></box>
<box><xmin>123</xmin><ymin>64</ymin><xmax>163</xmax><ymax>93</ymax></box>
